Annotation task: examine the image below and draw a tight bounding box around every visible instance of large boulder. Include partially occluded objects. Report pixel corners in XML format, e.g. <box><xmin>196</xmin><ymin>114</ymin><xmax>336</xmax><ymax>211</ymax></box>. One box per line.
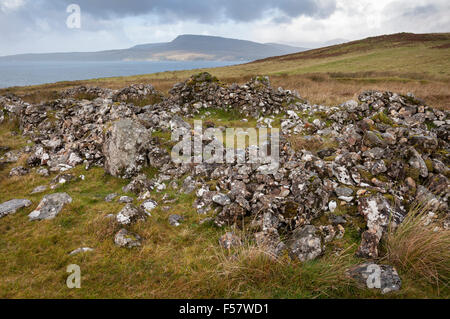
<box><xmin>28</xmin><ymin>193</ymin><xmax>72</xmax><ymax>221</ymax></box>
<box><xmin>103</xmin><ymin>118</ymin><xmax>152</xmax><ymax>178</ymax></box>
<box><xmin>0</xmin><ymin>199</ymin><xmax>32</xmax><ymax>218</ymax></box>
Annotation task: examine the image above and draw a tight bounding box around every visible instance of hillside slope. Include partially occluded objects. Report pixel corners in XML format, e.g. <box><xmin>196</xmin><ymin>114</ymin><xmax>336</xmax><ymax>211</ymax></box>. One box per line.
<box><xmin>1</xmin><ymin>32</ymin><xmax>449</xmax><ymax>108</ymax></box>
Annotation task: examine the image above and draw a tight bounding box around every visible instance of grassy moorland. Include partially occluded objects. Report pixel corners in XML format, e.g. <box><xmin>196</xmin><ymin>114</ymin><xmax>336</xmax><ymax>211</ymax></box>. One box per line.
<box><xmin>0</xmin><ymin>33</ymin><xmax>449</xmax><ymax>298</ymax></box>
<box><xmin>1</xmin><ymin>32</ymin><xmax>449</xmax><ymax>109</ymax></box>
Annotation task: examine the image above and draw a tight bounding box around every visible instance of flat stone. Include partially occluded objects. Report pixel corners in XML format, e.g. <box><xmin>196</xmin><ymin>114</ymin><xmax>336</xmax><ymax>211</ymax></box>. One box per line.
<box><xmin>28</xmin><ymin>193</ymin><xmax>72</xmax><ymax>221</ymax></box>
<box><xmin>0</xmin><ymin>199</ymin><xmax>32</xmax><ymax>218</ymax></box>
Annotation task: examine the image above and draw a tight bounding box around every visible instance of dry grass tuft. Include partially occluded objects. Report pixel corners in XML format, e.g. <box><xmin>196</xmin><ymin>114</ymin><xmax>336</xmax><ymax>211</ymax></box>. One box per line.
<box><xmin>384</xmin><ymin>199</ymin><xmax>450</xmax><ymax>290</ymax></box>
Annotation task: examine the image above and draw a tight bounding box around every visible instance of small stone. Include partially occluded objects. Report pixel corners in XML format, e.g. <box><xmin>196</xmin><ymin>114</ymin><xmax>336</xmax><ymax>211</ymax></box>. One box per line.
<box><xmin>114</xmin><ymin>229</ymin><xmax>142</xmax><ymax>248</ymax></box>
<box><xmin>31</xmin><ymin>185</ymin><xmax>47</xmax><ymax>194</ymax></box>
<box><xmin>116</xmin><ymin>204</ymin><xmax>147</xmax><ymax>225</ymax></box>
<box><xmin>212</xmin><ymin>193</ymin><xmax>231</xmax><ymax>206</ymax></box>
<box><xmin>105</xmin><ymin>193</ymin><xmax>118</xmax><ymax>202</ymax></box>
<box><xmin>9</xmin><ymin>166</ymin><xmax>29</xmax><ymax>177</ymax></box>
<box><xmin>168</xmin><ymin>214</ymin><xmax>184</xmax><ymax>226</ymax></box>
<box><xmin>328</xmin><ymin>201</ymin><xmax>337</xmax><ymax>213</ymax></box>
<box><xmin>118</xmin><ymin>196</ymin><xmax>133</xmax><ymax>203</ymax></box>
<box><xmin>287</xmin><ymin>225</ymin><xmax>323</xmax><ymax>262</ymax></box>
<box><xmin>335</xmin><ymin>186</ymin><xmax>354</xmax><ymax>197</ymax></box>
<box><xmin>37</xmin><ymin>168</ymin><xmax>49</xmax><ymax>177</ymax></box>
<box><xmin>140</xmin><ymin>199</ymin><xmax>157</xmax><ymax>214</ymax></box>
<box><xmin>69</xmin><ymin>247</ymin><xmax>94</xmax><ymax>255</ymax></box>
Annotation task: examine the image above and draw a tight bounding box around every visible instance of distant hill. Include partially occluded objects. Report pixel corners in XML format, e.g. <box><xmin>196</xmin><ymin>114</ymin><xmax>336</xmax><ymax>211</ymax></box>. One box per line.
<box><xmin>0</xmin><ymin>35</ymin><xmax>307</xmax><ymax>62</ymax></box>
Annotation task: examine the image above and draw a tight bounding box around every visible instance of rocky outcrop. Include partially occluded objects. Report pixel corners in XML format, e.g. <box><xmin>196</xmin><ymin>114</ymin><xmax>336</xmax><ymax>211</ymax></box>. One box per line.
<box><xmin>103</xmin><ymin>118</ymin><xmax>152</xmax><ymax>178</ymax></box>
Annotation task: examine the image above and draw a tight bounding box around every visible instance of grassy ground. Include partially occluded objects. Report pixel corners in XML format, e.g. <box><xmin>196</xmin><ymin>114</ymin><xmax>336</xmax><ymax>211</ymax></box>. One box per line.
<box><xmin>0</xmin><ymin>32</ymin><xmax>449</xmax><ymax>298</ymax></box>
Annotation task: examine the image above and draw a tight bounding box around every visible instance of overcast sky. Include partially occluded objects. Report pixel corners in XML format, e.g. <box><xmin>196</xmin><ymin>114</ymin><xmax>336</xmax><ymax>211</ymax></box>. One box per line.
<box><xmin>0</xmin><ymin>0</ymin><xmax>449</xmax><ymax>56</ymax></box>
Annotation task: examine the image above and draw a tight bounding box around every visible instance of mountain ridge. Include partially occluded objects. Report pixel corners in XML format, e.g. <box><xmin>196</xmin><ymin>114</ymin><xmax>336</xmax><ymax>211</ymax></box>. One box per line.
<box><xmin>0</xmin><ymin>34</ymin><xmax>307</xmax><ymax>62</ymax></box>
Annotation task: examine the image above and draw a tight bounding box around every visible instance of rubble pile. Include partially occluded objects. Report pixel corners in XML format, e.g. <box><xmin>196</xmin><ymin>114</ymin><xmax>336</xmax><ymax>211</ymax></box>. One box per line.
<box><xmin>1</xmin><ymin>73</ymin><xmax>449</xmax><ymax>291</ymax></box>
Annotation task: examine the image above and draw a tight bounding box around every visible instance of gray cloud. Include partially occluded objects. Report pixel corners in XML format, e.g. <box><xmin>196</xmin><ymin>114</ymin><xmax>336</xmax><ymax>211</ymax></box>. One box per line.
<box><xmin>44</xmin><ymin>0</ymin><xmax>337</xmax><ymax>23</ymax></box>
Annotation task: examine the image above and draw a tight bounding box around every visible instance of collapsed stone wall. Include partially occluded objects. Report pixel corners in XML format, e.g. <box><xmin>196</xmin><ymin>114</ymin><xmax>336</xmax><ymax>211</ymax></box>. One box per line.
<box><xmin>1</xmin><ymin>73</ymin><xmax>449</xmax><ymax>269</ymax></box>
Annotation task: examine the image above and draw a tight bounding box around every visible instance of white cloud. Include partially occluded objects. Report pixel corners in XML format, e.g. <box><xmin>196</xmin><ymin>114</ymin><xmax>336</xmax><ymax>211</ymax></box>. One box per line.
<box><xmin>0</xmin><ymin>0</ymin><xmax>448</xmax><ymax>55</ymax></box>
<box><xmin>0</xmin><ymin>0</ymin><xmax>25</xmax><ymax>12</ymax></box>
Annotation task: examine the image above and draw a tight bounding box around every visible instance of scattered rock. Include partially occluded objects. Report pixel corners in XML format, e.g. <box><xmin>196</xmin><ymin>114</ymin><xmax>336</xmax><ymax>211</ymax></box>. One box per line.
<box><xmin>116</xmin><ymin>204</ymin><xmax>147</xmax><ymax>225</ymax></box>
<box><xmin>212</xmin><ymin>193</ymin><xmax>231</xmax><ymax>206</ymax></box>
<box><xmin>31</xmin><ymin>185</ymin><xmax>47</xmax><ymax>194</ymax></box>
<box><xmin>0</xmin><ymin>199</ymin><xmax>32</xmax><ymax>218</ymax></box>
<box><xmin>105</xmin><ymin>193</ymin><xmax>118</xmax><ymax>202</ymax></box>
<box><xmin>28</xmin><ymin>193</ymin><xmax>72</xmax><ymax>221</ymax></box>
<box><xmin>9</xmin><ymin>166</ymin><xmax>29</xmax><ymax>177</ymax></box>
<box><xmin>168</xmin><ymin>214</ymin><xmax>184</xmax><ymax>226</ymax></box>
<box><xmin>114</xmin><ymin>229</ymin><xmax>142</xmax><ymax>248</ymax></box>
<box><xmin>118</xmin><ymin>196</ymin><xmax>133</xmax><ymax>204</ymax></box>
<box><xmin>69</xmin><ymin>247</ymin><xmax>94</xmax><ymax>255</ymax></box>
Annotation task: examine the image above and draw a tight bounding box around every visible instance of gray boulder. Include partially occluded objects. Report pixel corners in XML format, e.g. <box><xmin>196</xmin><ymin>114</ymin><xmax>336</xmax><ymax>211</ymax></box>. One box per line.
<box><xmin>0</xmin><ymin>199</ymin><xmax>32</xmax><ymax>218</ymax></box>
<box><xmin>103</xmin><ymin>118</ymin><xmax>152</xmax><ymax>178</ymax></box>
<box><xmin>28</xmin><ymin>193</ymin><xmax>72</xmax><ymax>221</ymax></box>
<box><xmin>287</xmin><ymin>225</ymin><xmax>323</xmax><ymax>262</ymax></box>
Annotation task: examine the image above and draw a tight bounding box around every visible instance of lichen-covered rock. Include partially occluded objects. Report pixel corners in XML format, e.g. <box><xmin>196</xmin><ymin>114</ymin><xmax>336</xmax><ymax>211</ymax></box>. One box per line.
<box><xmin>114</xmin><ymin>229</ymin><xmax>142</xmax><ymax>248</ymax></box>
<box><xmin>116</xmin><ymin>204</ymin><xmax>147</xmax><ymax>225</ymax></box>
<box><xmin>9</xmin><ymin>166</ymin><xmax>29</xmax><ymax>177</ymax></box>
<box><xmin>103</xmin><ymin>118</ymin><xmax>152</xmax><ymax>178</ymax></box>
<box><xmin>287</xmin><ymin>225</ymin><xmax>323</xmax><ymax>262</ymax></box>
<box><xmin>28</xmin><ymin>193</ymin><xmax>72</xmax><ymax>221</ymax></box>
<box><xmin>140</xmin><ymin>199</ymin><xmax>157</xmax><ymax>214</ymax></box>
<box><xmin>356</xmin><ymin>194</ymin><xmax>404</xmax><ymax>258</ymax></box>
<box><xmin>347</xmin><ymin>263</ymin><xmax>401</xmax><ymax>294</ymax></box>
<box><xmin>0</xmin><ymin>199</ymin><xmax>32</xmax><ymax>218</ymax></box>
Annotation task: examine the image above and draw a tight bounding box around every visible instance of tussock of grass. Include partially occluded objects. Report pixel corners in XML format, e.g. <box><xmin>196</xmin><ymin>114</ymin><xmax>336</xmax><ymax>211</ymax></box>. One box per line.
<box><xmin>383</xmin><ymin>199</ymin><xmax>450</xmax><ymax>292</ymax></box>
